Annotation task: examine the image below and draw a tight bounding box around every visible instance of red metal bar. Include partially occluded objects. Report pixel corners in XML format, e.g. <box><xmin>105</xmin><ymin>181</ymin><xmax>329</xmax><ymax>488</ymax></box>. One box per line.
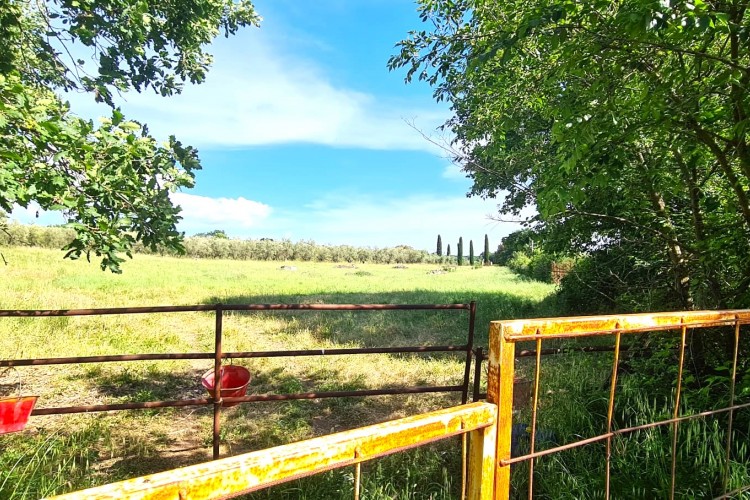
<box><xmin>30</xmin><ymin>386</ymin><xmax>465</xmax><ymax>416</ymax></box>
<box><xmin>225</xmin><ymin>345</ymin><xmax>468</xmax><ymax>359</ymax></box>
<box><xmin>0</xmin><ymin>303</ymin><xmax>471</xmax><ymax>317</ymax></box>
<box><xmin>31</xmin><ymin>398</ymin><xmax>213</xmax><ymax>415</ymax></box>
<box><xmin>222</xmin><ymin>386</ymin><xmax>464</xmax><ymax>403</ymax></box>
<box><xmin>223</xmin><ymin>303</ymin><xmax>471</xmax><ymax>311</ymax></box>
<box><xmin>0</xmin><ymin>305</ymin><xmax>214</xmax><ymax>316</ymax></box>
<box><xmin>0</xmin><ymin>346</ymin><xmax>468</xmax><ymax>368</ymax></box>
<box><xmin>0</xmin><ymin>353</ymin><xmax>213</xmax><ymax>367</ymax></box>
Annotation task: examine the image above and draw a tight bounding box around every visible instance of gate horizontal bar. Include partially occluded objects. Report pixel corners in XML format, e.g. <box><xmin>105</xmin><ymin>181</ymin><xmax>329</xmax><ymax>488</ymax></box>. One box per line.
<box><xmin>1</xmin><ymin>346</ymin><xmax>467</xmax><ymax>368</ymax></box>
<box><xmin>0</xmin><ymin>303</ymin><xmax>471</xmax><ymax>317</ymax></box>
<box><xmin>31</xmin><ymin>385</ymin><xmax>465</xmax><ymax>416</ymax></box>
<box><xmin>50</xmin><ymin>402</ymin><xmax>497</xmax><ymax>500</ymax></box>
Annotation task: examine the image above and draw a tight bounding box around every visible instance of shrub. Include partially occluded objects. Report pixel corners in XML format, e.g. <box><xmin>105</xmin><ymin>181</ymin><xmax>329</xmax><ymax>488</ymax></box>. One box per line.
<box><xmin>528</xmin><ymin>252</ymin><xmax>555</xmax><ymax>282</ymax></box>
<box><xmin>506</xmin><ymin>251</ymin><xmax>532</xmax><ymax>276</ymax></box>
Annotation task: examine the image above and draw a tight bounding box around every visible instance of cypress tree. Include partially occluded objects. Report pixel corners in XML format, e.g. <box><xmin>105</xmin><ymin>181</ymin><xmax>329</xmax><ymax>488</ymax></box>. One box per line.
<box><xmin>457</xmin><ymin>237</ymin><xmax>464</xmax><ymax>265</ymax></box>
<box><xmin>484</xmin><ymin>234</ymin><xmax>490</xmax><ymax>265</ymax></box>
<box><xmin>436</xmin><ymin>234</ymin><xmax>443</xmax><ymax>256</ymax></box>
<box><xmin>469</xmin><ymin>240</ymin><xmax>475</xmax><ymax>265</ymax></box>
<box><xmin>447</xmin><ymin>244</ymin><xmax>451</xmax><ymax>257</ymax></box>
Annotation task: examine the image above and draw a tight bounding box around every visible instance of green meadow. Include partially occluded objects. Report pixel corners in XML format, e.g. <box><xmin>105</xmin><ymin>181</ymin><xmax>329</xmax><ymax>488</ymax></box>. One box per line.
<box><xmin>0</xmin><ymin>247</ymin><xmax>556</xmax><ymax>499</ymax></box>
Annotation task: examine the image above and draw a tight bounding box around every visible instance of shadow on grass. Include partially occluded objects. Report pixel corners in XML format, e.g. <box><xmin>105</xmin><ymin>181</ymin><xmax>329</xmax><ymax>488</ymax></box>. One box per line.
<box><xmin>71</xmin><ymin>359</ymin><xmax>460</xmax><ymax>491</ymax></box>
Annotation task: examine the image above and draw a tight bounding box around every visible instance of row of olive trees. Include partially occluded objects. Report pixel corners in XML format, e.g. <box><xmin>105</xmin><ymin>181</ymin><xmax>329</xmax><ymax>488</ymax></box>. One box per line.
<box><xmin>179</xmin><ymin>238</ymin><xmax>440</xmax><ymax>264</ymax></box>
<box><xmin>0</xmin><ymin>223</ymin><xmax>442</xmax><ymax>265</ymax></box>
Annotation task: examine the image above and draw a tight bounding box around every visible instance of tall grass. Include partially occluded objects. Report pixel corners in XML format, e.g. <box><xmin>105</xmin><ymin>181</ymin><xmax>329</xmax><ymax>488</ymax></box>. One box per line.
<box><xmin>507</xmin><ymin>336</ymin><xmax>750</xmax><ymax>499</ymax></box>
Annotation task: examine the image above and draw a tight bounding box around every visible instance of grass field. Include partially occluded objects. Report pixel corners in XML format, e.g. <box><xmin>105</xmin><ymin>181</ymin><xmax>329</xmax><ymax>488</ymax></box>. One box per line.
<box><xmin>0</xmin><ymin>247</ymin><xmax>557</xmax><ymax>499</ymax></box>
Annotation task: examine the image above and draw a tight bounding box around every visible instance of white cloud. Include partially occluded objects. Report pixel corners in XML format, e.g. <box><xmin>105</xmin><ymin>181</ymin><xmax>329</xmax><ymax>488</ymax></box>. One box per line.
<box><xmin>171</xmin><ymin>192</ymin><xmax>272</xmax><ymax>234</ymax></box>
<box><xmin>65</xmin><ymin>31</ymin><xmax>448</xmax><ymax>152</ymax></box>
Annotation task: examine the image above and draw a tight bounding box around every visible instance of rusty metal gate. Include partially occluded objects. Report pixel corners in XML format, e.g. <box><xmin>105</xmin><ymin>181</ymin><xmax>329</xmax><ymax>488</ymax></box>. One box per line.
<box><xmin>0</xmin><ymin>302</ymin><xmax>476</xmax><ymax>460</ymax></box>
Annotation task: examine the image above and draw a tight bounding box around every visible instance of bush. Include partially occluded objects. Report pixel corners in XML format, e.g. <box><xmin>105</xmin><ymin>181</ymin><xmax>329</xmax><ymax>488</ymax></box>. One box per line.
<box><xmin>556</xmin><ymin>248</ymin><xmax>682</xmax><ymax>315</ymax></box>
<box><xmin>528</xmin><ymin>252</ymin><xmax>555</xmax><ymax>282</ymax></box>
<box><xmin>506</xmin><ymin>251</ymin><xmax>532</xmax><ymax>276</ymax></box>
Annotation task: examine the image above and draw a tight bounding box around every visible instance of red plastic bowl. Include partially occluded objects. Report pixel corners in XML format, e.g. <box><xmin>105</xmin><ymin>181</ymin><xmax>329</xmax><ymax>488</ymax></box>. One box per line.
<box><xmin>0</xmin><ymin>396</ymin><xmax>38</xmax><ymax>434</ymax></box>
<box><xmin>201</xmin><ymin>366</ymin><xmax>251</xmax><ymax>407</ymax></box>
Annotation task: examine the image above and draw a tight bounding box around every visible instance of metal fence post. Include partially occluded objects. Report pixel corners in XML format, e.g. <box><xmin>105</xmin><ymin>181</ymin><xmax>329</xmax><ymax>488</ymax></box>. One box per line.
<box><xmin>462</xmin><ymin>301</ymin><xmax>477</xmax><ymax>404</ymax></box>
<box><xmin>213</xmin><ymin>304</ymin><xmax>224</xmax><ymax>460</ymax></box>
<box><xmin>487</xmin><ymin>321</ymin><xmax>515</xmax><ymax>498</ymax></box>
<box><xmin>467</xmin><ymin>404</ymin><xmax>498</xmax><ymax>499</ymax></box>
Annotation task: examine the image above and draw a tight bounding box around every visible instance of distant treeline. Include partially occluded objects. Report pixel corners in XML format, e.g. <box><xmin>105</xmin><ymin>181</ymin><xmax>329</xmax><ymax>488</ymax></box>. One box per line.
<box><xmin>0</xmin><ymin>223</ymin><xmax>446</xmax><ymax>264</ymax></box>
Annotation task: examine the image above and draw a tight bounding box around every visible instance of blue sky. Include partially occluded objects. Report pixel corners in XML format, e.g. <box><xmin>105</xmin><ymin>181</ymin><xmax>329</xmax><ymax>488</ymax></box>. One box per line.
<box><xmin>12</xmin><ymin>0</ymin><xmax>527</xmax><ymax>252</ymax></box>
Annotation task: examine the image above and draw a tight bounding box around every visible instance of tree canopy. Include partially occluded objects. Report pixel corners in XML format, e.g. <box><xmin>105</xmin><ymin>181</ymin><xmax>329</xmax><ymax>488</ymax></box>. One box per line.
<box><xmin>391</xmin><ymin>0</ymin><xmax>750</xmax><ymax>309</ymax></box>
<box><xmin>1</xmin><ymin>0</ymin><xmax>259</xmax><ymax>272</ymax></box>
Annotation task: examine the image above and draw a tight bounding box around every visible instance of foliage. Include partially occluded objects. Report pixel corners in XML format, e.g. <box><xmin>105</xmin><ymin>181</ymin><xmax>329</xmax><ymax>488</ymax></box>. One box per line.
<box><xmin>557</xmin><ymin>248</ymin><xmax>685</xmax><ymax>315</ymax></box>
<box><xmin>468</xmin><ymin>239</ymin><xmax>474</xmax><ymax>266</ymax></box>
<box><xmin>506</xmin><ymin>246</ymin><xmax>575</xmax><ymax>284</ymax></box>
<box><xmin>0</xmin><ymin>0</ymin><xmax>259</xmax><ymax>272</ymax></box>
<box><xmin>483</xmin><ymin>234</ymin><xmax>489</xmax><ymax>265</ymax></box>
<box><xmin>493</xmin><ymin>229</ymin><xmax>537</xmax><ymax>267</ymax></box>
<box><xmin>390</xmin><ymin>0</ymin><xmax>750</xmax><ymax>312</ymax></box>
<box><xmin>194</xmin><ymin>230</ymin><xmax>229</xmax><ymax>239</ymax></box>
<box><xmin>436</xmin><ymin>234</ymin><xmax>442</xmax><ymax>256</ymax></box>
<box><xmin>506</xmin><ymin>251</ymin><xmax>532</xmax><ymax>279</ymax></box>
<box><xmin>457</xmin><ymin>237</ymin><xmax>463</xmax><ymax>266</ymax></box>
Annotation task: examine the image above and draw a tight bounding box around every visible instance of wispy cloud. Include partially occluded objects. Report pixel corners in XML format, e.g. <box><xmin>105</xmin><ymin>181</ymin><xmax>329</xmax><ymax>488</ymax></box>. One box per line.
<box><xmin>171</xmin><ymin>192</ymin><xmax>272</xmax><ymax>234</ymax></box>
<box><xmin>195</xmin><ymin>191</ymin><xmax>526</xmax><ymax>250</ymax></box>
<box><xmin>65</xmin><ymin>31</ymin><xmax>447</xmax><ymax>152</ymax></box>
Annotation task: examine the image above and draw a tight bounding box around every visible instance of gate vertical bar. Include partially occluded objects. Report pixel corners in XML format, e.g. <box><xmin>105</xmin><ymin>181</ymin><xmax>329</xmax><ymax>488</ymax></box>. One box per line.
<box><xmin>461</xmin><ymin>302</ymin><xmax>477</xmax><ymax>500</ymax></box>
<box><xmin>488</xmin><ymin>320</ymin><xmax>516</xmax><ymax>498</ymax></box>
<box><xmin>528</xmin><ymin>336</ymin><xmax>542</xmax><ymax>499</ymax></box>
<box><xmin>605</xmin><ymin>330</ymin><xmax>622</xmax><ymax>499</ymax></box>
<box><xmin>467</xmin><ymin>404</ymin><xmax>498</xmax><ymax>499</ymax></box>
<box><xmin>722</xmin><ymin>319</ymin><xmax>741</xmax><ymax>493</ymax></box>
<box><xmin>353</xmin><ymin>461</ymin><xmax>361</xmax><ymax>500</ymax></box>
<box><xmin>670</xmin><ymin>324</ymin><xmax>687</xmax><ymax>500</ymax></box>
<box><xmin>462</xmin><ymin>301</ymin><xmax>477</xmax><ymax>404</ymax></box>
<box><xmin>213</xmin><ymin>304</ymin><xmax>224</xmax><ymax>460</ymax></box>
